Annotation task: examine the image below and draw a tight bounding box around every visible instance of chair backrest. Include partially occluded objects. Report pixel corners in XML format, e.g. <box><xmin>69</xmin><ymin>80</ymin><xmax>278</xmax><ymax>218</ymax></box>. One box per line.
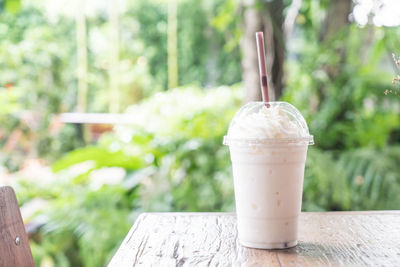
<box><xmin>0</xmin><ymin>186</ymin><xmax>35</xmax><ymax>267</ymax></box>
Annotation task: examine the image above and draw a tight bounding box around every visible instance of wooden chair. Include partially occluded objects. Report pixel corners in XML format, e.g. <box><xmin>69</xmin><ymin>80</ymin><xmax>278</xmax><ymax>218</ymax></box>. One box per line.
<box><xmin>0</xmin><ymin>186</ymin><xmax>35</xmax><ymax>267</ymax></box>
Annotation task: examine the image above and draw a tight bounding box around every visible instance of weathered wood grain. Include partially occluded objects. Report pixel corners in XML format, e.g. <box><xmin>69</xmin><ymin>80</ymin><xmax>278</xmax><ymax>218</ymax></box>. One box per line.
<box><xmin>108</xmin><ymin>211</ymin><xmax>400</xmax><ymax>267</ymax></box>
<box><xmin>0</xmin><ymin>186</ymin><xmax>35</xmax><ymax>267</ymax></box>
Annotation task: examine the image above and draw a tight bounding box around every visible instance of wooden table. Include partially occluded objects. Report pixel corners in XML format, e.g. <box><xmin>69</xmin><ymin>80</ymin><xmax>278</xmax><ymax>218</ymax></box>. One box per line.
<box><xmin>109</xmin><ymin>211</ymin><xmax>400</xmax><ymax>266</ymax></box>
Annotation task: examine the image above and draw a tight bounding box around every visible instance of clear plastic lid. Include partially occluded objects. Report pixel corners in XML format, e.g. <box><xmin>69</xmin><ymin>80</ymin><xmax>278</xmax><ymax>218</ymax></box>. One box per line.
<box><xmin>223</xmin><ymin>101</ymin><xmax>314</xmax><ymax>146</ymax></box>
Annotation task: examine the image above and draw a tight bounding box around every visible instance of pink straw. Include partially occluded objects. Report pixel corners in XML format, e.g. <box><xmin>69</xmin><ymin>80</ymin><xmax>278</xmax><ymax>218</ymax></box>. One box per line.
<box><xmin>256</xmin><ymin>32</ymin><xmax>270</xmax><ymax>103</ymax></box>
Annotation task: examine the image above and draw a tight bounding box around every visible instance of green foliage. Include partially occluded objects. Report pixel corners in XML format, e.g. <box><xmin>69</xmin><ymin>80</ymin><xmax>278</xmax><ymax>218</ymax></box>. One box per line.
<box><xmin>41</xmin><ymin>185</ymin><xmax>135</xmax><ymax>267</ymax></box>
<box><xmin>0</xmin><ymin>88</ymin><xmax>21</xmax><ymax>115</ymax></box>
<box><xmin>0</xmin><ymin>4</ymin><xmax>81</xmax><ymax>169</ymax></box>
<box><xmin>0</xmin><ymin>0</ymin><xmax>243</xmax><ymax>171</ymax></box>
<box><xmin>284</xmin><ymin>24</ymin><xmax>400</xmax><ymax>150</ymax></box>
<box><xmin>338</xmin><ymin>147</ymin><xmax>400</xmax><ymax>210</ymax></box>
<box><xmin>26</xmin><ymin>182</ymin><xmax>137</xmax><ymax>267</ymax></box>
<box><xmin>303</xmin><ymin>148</ymin><xmax>351</xmax><ymax>211</ymax></box>
<box><xmin>19</xmin><ymin>141</ymin><xmax>145</xmax><ymax>266</ymax></box>
<box><xmin>52</xmin><ymin>146</ymin><xmax>143</xmax><ymax>172</ymax></box>
<box><xmin>21</xmin><ymin>86</ymin><xmax>240</xmax><ymax>266</ymax></box>
<box><xmin>139</xmin><ymin>137</ymin><xmax>235</xmax><ymax>212</ymax></box>
<box><xmin>0</xmin><ymin>0</ymin><xmax>21</xmax><ymax>14</ymax></box>
<box><xmin>126</xmin><ymin>0</ymin><xmax>242</xmax><ymax>90</ymax></box>
<box><xmin>105</xmin><ymin>86</ymin><xmax>242</xmax><ymax>211</ymax></box>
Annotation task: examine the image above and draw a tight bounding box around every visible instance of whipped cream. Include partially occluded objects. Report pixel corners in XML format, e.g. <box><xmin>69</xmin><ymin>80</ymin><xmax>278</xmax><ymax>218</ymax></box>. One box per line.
<box><xmin>228</xmin><ymin>105</ymin><xmax>306</xmax><ymax>139</ymax></box>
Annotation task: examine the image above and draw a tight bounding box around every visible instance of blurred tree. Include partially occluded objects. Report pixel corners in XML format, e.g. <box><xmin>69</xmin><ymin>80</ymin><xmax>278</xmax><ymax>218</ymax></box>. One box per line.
<box><xmin>241</xmin><ymin>0</ymin><xmax>354</xmax><ymax>103</ymax></box>
<box><xmin>320</xmin><ymin>0</ymin><xmax>352</xmax><ymax>79</ymax></box>
<box><xmin>241</xmin><ymin>0</ymin><xmax>286</xmax><ymax>102</ymax></box>
<box><xmin>168</xmin><ymin>0</ymin><xmax>178</xmax><ymax>89</ymax></box>
<box><xmin>76</xmin><ymin>1</ymin><xmax>88</xmax><ymax>113</ymax></box>
<box><xmin>283</xmin><ymin>0</ymin><xmax>400</xmax><ymax>150</ymax></box>
<box><xmin>108</xmin><ymin>0</ymin><xmax>120</xmax><ymax>113</ymax></box>
<box><xmin>321</xmin><ymin>0</ymin><xmax>352</xmax><ymax>41</ymax></box>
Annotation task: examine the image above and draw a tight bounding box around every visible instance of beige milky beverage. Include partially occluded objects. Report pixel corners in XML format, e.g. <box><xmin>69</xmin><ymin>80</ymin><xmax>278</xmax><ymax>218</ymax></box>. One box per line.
<box><xmin>223</xmin><ymin>102</ymin><xmax>313</xmax><ymax>249</ymax></box>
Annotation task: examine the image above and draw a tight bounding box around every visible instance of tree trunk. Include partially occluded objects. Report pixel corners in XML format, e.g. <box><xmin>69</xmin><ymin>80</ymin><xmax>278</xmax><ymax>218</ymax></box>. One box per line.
<box><xmin>263</xmin><ymin>0</ymin><xmax>285</xmax><ymax>101</ymax></box>
<box><xmin>240</xmin><ymin>0</ymin><xmax>263</xmax><ymax>102</ymax></box>
<box><xmin>75</xmin><ymin>1</ymin><xmax>90</xmax><ymax>143</ymax></box>
<box><xmin>240</xmin><ymin>0</ymin><xmax>285</xmax><ymax>102</ymax></box>
<box><xmin>109</xmin><ymin>0</ymin><xmax>120</xmax><ymax>113</ymax></box>
<box><xmin>76</xmin><ymin>2</ymin><xmax>87</xmax><ymax>113</ymax></box>
<box><xmin>322</xmin><ymin>0</ymin><xmax>352</xmax><ymax>41</ymax></box>
<box><xmin>320</xmin><ymin>0</ymin><xmax>352</xmax><ymax>80</ymax></box>
<box><xmin>168</xmin><ymin>0</ymin><xmax>178</xmax><ymax>89</ymax></box>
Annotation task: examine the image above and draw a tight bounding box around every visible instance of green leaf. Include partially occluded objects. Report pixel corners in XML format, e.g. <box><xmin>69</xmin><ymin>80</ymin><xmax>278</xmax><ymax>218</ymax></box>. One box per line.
<box><xmin>5</xmin><ymin>0</ymin><xmax>21</xmax><ymax>14</ymax></box>
<box><xmin>52</xmin><ymin>146</ymin><xmax>144</xmax><ymax>172</ymax></box>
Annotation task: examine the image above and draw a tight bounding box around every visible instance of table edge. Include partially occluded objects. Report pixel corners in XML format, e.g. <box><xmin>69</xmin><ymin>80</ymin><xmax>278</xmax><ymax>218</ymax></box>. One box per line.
<box><xmin>136</xmin><ymin>210</ymin><xmax>400</xmax><ymax>218</ymax></box>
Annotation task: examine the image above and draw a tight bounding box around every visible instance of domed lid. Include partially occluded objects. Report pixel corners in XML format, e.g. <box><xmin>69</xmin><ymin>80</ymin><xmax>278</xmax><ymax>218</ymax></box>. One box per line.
<box><xmin>223</xmin><ymin>101</ymin><xmax>314</xmax><ymax>146</ymax></box>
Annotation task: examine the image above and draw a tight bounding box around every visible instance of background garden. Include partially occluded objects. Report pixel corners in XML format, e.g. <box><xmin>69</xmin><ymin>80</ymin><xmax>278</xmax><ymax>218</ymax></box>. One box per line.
<box><xmin>1</xmin><ymin>0</ymin><xmax>400</xmax><ymax>266</ymax></box>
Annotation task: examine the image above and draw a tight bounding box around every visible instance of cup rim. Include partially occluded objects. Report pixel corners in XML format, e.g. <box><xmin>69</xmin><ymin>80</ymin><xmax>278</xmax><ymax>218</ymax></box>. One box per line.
<box><xmin>223</xmin><ymin>135</ymin><xmax>314</xmax><ymax>146</ymax></box>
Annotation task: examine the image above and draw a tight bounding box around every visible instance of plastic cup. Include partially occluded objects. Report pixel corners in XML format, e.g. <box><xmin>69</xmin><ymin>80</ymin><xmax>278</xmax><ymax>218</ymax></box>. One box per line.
<box><xmin>223</xmin><ymin>102</ymin><xmax>313</xmax><ymax>249</ymax></box>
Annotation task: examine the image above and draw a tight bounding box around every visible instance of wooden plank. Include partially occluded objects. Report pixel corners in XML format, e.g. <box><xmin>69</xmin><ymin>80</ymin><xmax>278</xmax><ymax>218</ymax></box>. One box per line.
<box><xmin>0</xmin><ymin>186</ymin><xmax>35</xmax><ymax>267</ymax></box>
<box><xmin>108</xmin><ymin>211</ymin><xmax>400</xmax><ymax>267</ymax></box>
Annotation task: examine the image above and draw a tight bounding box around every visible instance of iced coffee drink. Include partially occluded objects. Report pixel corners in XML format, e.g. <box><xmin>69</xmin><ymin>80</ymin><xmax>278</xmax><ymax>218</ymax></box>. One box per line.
<box><xmin>223</xmin><ymin>101</ymin><xmax>313</xmax><ymax>249</ymax></box>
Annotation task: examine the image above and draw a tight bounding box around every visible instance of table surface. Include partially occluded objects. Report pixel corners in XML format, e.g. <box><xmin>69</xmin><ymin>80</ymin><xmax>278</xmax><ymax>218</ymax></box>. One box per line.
<box><xmin>108</xmin><ymin>211</ymin><xmax>400</xmax><ymax>266</ymax></box>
